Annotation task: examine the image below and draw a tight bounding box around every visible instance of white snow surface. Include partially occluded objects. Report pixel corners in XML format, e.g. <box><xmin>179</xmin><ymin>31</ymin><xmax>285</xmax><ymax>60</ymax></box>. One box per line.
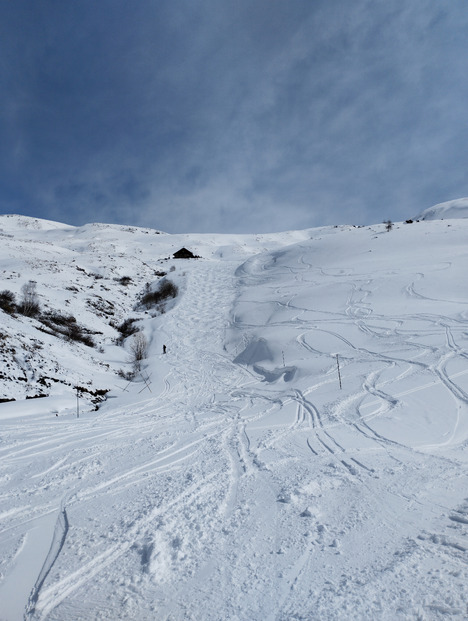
<box><xmin>0</xmin><ymin>215</ymin><xmax>467</xmax><ymax>620</ymax></box>
<box><xmin>415</xmin><ymin>197</ymin><xmax>468</xmax><ymax>221</ymax></box>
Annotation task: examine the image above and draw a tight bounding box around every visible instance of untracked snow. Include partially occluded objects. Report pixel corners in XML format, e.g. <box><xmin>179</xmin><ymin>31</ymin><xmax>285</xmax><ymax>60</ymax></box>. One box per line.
<box><xmin>0</xmin><ymin>212</ymin><xmax>467</xmax><ymax>620</ymax></box>
<box><xmin>415</xmin><ymin>197</ymin><xmax>468</xmax><ymax>221</ymax></box>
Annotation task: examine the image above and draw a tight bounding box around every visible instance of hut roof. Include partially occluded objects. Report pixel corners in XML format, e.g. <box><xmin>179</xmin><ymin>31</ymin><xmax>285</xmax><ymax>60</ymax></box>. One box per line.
<box><xmin>173</xmin><ymin>247</ymin><xmax>196</xmax><ymax>259</ymax></box>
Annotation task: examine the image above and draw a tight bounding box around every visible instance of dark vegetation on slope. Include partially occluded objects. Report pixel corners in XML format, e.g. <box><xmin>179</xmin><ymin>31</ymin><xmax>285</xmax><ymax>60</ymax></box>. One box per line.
<box><xmin>137</xmin><ymin>280</ymin><xmax>178</xmax><ymax>312</ymax></box>
<box><xmin>0</xmin><ymin>290</ymin><xmax>16</xmax><ymax>315</ymax></box>
<box><xmin>0</xmin><ymin>259</ymin><xmax>180</xmax><ymax>402</ymax></box>
<box><xmin>39</xmin><ymin>312</ymin><xmax>96</xmax><ymax>347</ymax></box>
<box><xmin>112</xmin><ymin>317</ymin><xmax>140</xmax><ymax>344</ymax></box>
<box><xmin>0</xmin><ymin>287</ymin><xmax>96</xmax><ymax>347</ymax></box>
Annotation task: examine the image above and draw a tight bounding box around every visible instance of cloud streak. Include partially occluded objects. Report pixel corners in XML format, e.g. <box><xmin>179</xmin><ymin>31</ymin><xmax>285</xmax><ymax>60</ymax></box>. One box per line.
<box><xmin>1</xmin><ymin>1</ymin><xmax>468</xmax><ymax>232</ymax></box>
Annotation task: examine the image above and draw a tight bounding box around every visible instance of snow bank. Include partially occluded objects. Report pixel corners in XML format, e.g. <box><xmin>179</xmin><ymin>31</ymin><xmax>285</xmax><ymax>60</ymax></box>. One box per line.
<box><xmin>415</xmin><ymin>197</ymin><xmax>468</xmax><ymax>220</ymax></box>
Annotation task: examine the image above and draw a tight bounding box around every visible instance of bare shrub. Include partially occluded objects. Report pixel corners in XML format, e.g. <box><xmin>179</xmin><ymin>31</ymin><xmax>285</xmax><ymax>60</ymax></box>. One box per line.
<box><xmin>115</xmin><ymin>276</ymin><xmax>132</xmax><ymax>286</ymax></box>
<box><xmin>41</xmin><ymin>311</ymin><xmax>77</xmax><ymax>328</ymax></box>
<box><xmin>39</xmin><ymin>311</ymin><xmax>95</xmax><ymax>347</ymax></box>
<box><xmin>138</xmin><ymin>280</ymin><xmax>178</xmax><ymax>310</ymax></box>
<box><xmin>0</xmin><ymin>290</ymin><xmax>16</xmax><ymax>315</ymax></box>
<box><xmin>130</xmin><ymin>331</ymin><xmax>148</xmax><ymax>372</ymax></box>
<box><xmin>117</xmin><ymin>368</ymin><xmax>135</xmax><ymax>381</ymax></box>
<box><xmin>19</xmin><ymin>281</ymin><xmax>40</xmax><ymax>316</ymax></box>
<box><xmin>87</xmin><ymin>296</ymin><xmax>115</xmax><ymax>317</ymax></box>
<box><xmin>66</xmin><ymin>322</ymin><xmax>95</xmax><ymax>347</ymax></box>
<box><xmin>114</xmin><ymin>318</ymin><xmax>139</xmax><ymax>344</ymax></box>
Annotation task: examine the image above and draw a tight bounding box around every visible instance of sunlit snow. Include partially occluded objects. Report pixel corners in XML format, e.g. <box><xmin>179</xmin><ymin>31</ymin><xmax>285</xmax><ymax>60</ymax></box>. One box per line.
<box><xmin>0</xmin><ymin>211</ymin><xmax>467</xmax><ymax>620</ymax></box>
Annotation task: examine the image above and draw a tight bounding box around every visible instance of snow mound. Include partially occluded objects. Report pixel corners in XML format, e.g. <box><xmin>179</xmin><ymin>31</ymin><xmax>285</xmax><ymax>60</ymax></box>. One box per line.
<box><xmin>415</xmin><ymin>197</ymin><xmax>468</xmax><ymax>221</ymax></box>
<box><xmin>0</xmin><ymin>214</ymin><xmax>74</xmax><ymax>231</ymax></box>
<box><xmin>234</xmin><ymin>338</ymin><xmax>274</xmax><ymax>365</ymax></box>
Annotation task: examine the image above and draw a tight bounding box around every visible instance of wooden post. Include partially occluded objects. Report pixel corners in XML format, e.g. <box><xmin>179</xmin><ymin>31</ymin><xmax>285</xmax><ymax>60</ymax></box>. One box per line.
<box><xmin>138</xmin><ymin>373</ymin><xmax>153</xmax><ymax>394</ymax></box>
<box><xmin>76</xmin><ymin>387</ymin><xmax>80</xmax><ymax>418</ymax></box>
<box><xmin>336</xmin><ymin>355</ymin><xmax>342</xmax><ymax>390</ymax></box>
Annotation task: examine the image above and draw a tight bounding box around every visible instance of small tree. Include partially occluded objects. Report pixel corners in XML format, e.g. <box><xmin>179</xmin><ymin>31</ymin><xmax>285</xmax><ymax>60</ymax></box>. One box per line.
<box><xmin>130</xmin><ymin>331</ymin><xmax>148</xmax><ymax>372</ymax></box>
<box><xmin>384</xmin><ymin>220</ymin><xmax>393</xmax><ymax>232</ymax></box>
<box><xmin>20</xmin><ymin>281</ymin><xmax>40</xmax><ymax>316</ymax></box>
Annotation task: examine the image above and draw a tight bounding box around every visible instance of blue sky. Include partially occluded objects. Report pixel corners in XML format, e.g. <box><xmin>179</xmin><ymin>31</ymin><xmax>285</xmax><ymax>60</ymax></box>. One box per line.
<box><xmin>1</xmin><ymin>1</ymin><xmax>468</xmax><ymax>233</ymax></box>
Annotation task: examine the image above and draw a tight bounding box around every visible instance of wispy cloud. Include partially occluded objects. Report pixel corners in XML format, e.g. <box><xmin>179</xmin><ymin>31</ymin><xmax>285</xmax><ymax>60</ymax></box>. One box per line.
<box><xmin>1</xmin><ymin>1</ymin><xmax>468</xmax><ymax>232</ymax></box>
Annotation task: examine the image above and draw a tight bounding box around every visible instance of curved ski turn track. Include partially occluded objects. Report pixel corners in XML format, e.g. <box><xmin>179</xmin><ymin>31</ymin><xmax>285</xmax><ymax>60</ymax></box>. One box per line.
<box><xmin>0</xmin><ymin>222</ymin><xmax>468</xmax><ymax>620</ymax></box>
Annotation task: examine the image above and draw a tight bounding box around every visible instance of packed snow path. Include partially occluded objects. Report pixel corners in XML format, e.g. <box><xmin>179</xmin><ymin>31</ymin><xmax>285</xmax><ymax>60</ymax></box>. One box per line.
<box><xmin>0</xmin><ymin>219</ymin><xmax>467</xmax><ymax>620</ymax></box>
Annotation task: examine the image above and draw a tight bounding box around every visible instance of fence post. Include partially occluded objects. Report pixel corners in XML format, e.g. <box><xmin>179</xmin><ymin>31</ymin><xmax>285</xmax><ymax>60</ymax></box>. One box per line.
<box><xmin>336</xmin><ymin>355</ymin><xmax>342</xmax><ymax>390</ymax></box>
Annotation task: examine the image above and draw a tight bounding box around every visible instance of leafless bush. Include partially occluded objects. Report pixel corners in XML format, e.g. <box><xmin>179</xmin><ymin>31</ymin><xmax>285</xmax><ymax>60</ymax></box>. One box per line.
<box><xmin>39</xmin><ymin>311</ymin><xmax>95</xmax><ymax>347</ymax></box>
<box><xmin>138</xmin><ymin>280</ymin><xmax>178</xmax><ymax>310</ymax></box>
<box><xmin>0</xmin><ymin>290</ymin><xmax>16</xmax><ymax>315</ymax></box>
<box><xmin>41</xmin><ymin>311</ymin><xmax>76</xmax><ymax>327</ymax></box>
<box><xmin>19</xmin><ymin>281</ymin><xmax>40</xmax><ymax>316</ymax></box>
<box><xmin>130</xmin><ymin>331</ymin><xmax>148</xmax><ymax>372</ymax></box>
<box><xmin>66</xmin><ymin>322</ymin><xmax>95</xmax><ymax>347</ymax></box>
<box><xmin>116</xmin><ymin>276</ymin><xmax>132</xmax><ymax>286</ymax></box>
<box><xmin>117</xmin><ymin>368</ymin><xmax>135</xmax><ymax>381</ymax></box>
<box><xmin>113</xmin><ymin>318</ymin><xmax>139</xmax><ymax>344</ymax></box>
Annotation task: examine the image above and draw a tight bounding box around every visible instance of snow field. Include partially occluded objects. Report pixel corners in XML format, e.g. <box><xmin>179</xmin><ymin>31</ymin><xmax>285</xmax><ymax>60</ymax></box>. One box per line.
<box><xmin>0</xmin><ymin>214</ymin><xmax>467</xmax><ymax>619</ymax></box>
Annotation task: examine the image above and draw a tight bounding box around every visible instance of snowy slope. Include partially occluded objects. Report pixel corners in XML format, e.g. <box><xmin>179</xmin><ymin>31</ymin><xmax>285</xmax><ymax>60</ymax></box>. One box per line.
<box><xmin>415</xmin><ymin>197</ymin><xmax>468</xmax><ymax>221</ymax></box>
<box><xmin>0</xmin><ymin>215</ymin><xmax>467</xmax><ymax>620</ymax></box>
<box><xmin>0</xmin><ymin>215</ymin><xmax>311</xmax><ymax>404</ymax></box>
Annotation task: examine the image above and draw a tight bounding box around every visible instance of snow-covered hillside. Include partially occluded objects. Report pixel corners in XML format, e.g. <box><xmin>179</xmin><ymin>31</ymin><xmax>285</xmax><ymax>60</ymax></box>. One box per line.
<box><xmin>0</xmin><ymin>214</ymin><xmax>467</xmax><ymax>620</ymax></box>
<box><xmin>415</xmin><ymin>197</ymin><xmax>468</xmax><ymax>221</ymax></box>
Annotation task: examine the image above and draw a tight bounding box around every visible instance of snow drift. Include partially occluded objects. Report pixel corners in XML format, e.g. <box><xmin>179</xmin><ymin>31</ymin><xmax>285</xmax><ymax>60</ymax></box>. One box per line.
<box><xmin>415</xmin><ymin>197</ymin><xmax>468</xmax><ymax>220</ymax></box>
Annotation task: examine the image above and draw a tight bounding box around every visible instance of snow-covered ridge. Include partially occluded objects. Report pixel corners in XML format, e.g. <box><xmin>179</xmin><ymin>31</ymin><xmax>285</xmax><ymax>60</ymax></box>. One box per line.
<box><xmin>415</xmin><ymin>197</ymin><xmax>468</xmax><ymax>220</ymax></box>
<box><xmin>0</xmin><ymin>213</ymin><xmax>74</xmax><ymax>232</ymax></box>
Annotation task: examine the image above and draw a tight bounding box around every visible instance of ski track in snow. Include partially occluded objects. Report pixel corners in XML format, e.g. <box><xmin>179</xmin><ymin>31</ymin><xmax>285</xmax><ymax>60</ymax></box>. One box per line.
<box><xmin>0</xmin><ymin>218</ymin><xmax>467</xmax><ymax>619</ymax></box>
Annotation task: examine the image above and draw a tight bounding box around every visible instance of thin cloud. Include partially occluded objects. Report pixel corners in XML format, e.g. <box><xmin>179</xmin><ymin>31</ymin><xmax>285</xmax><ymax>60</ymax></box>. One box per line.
<box><xmin>1</xmin><ymin>1</ymin><xmax>468</xmax><ymax>232</ymax></box>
